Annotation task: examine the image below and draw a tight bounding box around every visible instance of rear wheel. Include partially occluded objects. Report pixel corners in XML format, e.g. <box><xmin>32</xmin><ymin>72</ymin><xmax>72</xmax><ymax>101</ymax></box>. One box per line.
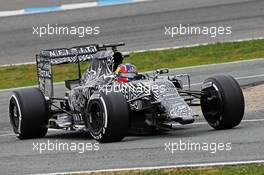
<box><xmin>85</xmin><ymin>92</ymin><xmax>130</xmax><ymax>143</ymax></box>
<box><xmin>201</xmin><ymin>75</ymin><xmax>244</xmax><ymax>129</ymax></box>
<box><xmin>9</xmin><ymin>88</ymin><xmax>49</xmax><ymax>139</ymax></box>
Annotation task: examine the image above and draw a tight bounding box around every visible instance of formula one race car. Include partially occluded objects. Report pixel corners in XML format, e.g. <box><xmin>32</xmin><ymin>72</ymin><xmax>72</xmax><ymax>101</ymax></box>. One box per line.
<box><xmin>9</xmin><ymin>43</ymin><xmax>245</xmax><ymax>142</ymax></box>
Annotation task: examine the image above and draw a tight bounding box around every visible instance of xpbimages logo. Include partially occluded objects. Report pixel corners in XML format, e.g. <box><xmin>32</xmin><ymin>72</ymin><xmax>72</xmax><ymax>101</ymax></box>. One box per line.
<box><xmin>32</xmin><ymin>24</ymin><xmax>100</xmax><ymax>38</ymax></box>
<box><xmin>164</xmin><ymin>24</ymin><xmax>232</xmax><ymax>38</ymax></box>
<box><xmin>32</xmin><ymin>140</ymin><xmax>100</xmax><ymax>154</ymax></box>
<box><xmin>164</xmin><ymin>140</ymin><xmax>232</xmax><ymax>154</ymax></box>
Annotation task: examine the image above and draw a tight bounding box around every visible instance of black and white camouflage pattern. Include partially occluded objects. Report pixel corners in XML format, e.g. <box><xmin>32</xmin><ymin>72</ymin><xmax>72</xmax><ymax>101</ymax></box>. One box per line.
<box><xmin>67</xmin><ymin>50</ymin><xmax>195</xmax><ymax>122</ymax></box>
<box><xmin>68</xmin><ymin>51</ymin><xmax>114</xmax><ymax>112</ymax></box>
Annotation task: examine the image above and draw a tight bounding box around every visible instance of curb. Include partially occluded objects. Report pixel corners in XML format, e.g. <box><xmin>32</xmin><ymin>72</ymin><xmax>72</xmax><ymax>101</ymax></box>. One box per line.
<box><xmin>0</xmin><ymin>0</ymin><xmax>151</xmax><ymax>18</ymax></box>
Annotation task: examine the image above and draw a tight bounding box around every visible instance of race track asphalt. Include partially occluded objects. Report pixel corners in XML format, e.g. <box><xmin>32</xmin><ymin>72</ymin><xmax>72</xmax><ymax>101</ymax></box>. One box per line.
<box><xmin>0</xmin><ymin>0</ymin><xmax>263</xmax><ymax>174</ymax></box>
<box><xmin>0</xmin><ymin>0</ymin><xmax>263</xmax><ymax>65</ymax></box>
<box><xmin>0</xmin><ymin>58</ymin><xmax>263</xmax><ymax>175</ymax></box>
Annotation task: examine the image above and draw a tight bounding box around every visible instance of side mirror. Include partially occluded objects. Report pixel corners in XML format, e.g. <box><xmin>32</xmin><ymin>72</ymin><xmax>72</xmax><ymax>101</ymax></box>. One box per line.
<box><xmin>156</xmin><ymin>68</ymin><xmax>169</xmax><ymax>74</ymax></box>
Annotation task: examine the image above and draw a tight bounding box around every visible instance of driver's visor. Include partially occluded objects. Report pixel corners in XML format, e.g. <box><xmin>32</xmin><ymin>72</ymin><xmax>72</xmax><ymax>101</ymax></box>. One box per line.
<box><xmin>119</xmin><ymin>73</ymin><xmax>137</xmax><ymax>79</ymax></box>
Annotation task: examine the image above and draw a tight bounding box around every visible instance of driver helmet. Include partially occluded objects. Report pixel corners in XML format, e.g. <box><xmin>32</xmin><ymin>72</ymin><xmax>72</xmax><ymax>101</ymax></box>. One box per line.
<box><xmin>115</xmin><ymin>63</ymin><xmax>138</xmax><ymax>82</ymax></box>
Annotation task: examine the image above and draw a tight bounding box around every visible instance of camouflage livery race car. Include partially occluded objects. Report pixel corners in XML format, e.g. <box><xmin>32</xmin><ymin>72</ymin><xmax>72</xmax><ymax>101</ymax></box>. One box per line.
<box><xmin>9</xmin><ymin>43</ymin><xmax>245</xmax><ymax>142</ymax></box>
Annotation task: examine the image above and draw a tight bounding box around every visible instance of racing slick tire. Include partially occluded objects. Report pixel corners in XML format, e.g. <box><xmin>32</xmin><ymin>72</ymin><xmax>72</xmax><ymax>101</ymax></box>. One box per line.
<box><xmin>85</xmin><ymin>92</ymin><xmax>129</xmax><ymax>143</ymax></box>
<box><xmin>200</xmin><ymin>75</ymin><xmax>245</xmax><ymax>130</ymax></box>
<box><xmin>9</xmin><ymin>88</ymin><xmax>49</xmax><ymax>139</ymax></box>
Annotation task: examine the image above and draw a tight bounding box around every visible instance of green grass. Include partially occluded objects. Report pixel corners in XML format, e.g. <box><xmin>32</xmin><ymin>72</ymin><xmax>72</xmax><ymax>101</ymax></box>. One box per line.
<box><xmin>1</xmin><ymin>39</ymin><xmax>264</xmax><ymax>89</ymax></box>
<box><xmin>126</xmin><ymin>39</ymin><xmax>264</xmax><ymax>72</ymax></box>
<box><xmin>73</xmin><ymin>164</ymin><xmax>264</xmax><ymax>175</ymax></box>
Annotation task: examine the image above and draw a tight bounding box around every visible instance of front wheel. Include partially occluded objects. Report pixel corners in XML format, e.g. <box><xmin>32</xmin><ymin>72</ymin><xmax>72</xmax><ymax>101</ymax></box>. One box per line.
<box><xmin>201</xmin><ymin>75</ymin><xmax>245</xmax><ymax>129</ymax></box>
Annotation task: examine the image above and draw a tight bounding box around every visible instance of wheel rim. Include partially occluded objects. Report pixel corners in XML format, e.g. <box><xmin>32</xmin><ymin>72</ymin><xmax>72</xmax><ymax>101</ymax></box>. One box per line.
<box><xmin>9</xmin><ymin>99</ymin><xmax>20</xmax><ymax>131</ymax></box>
<box><xmin>88</xmin><ymin>101</ymin><xmax>105</xmax><ymax>134</ymax></box>
<box><xmin>201</xmin><ymin>86</ymin><xmax>223</xmax><ymax>124</ymax></box>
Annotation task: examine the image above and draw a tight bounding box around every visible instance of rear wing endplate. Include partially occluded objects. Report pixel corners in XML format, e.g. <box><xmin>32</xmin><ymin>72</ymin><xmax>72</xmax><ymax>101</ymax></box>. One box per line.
<box><xmin>36</xmin><ymin>42</ymin><xmax>125</xmax><ymax>98</ymax></box>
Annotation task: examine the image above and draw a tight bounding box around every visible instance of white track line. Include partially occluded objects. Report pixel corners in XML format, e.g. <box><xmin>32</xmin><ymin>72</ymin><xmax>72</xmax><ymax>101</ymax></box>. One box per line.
<box><xmin>182</xmin><ymin>73</ymin><xmax>264</xmax><ymax>88</ymax></box>
<box><xmin>0</xmin><ymin>133</ymin><xmax>14</xmax><ymax>137</ymax></box>
<box><xmin>188</xmin><ymin>119</ymin><xmax>264</xmax><ymax>126</ymax></box>
<box><xmin>0</xmin><ymin>10</ymin><xmax>25</xmax><ymax>17</ymax></box>
<box><xmin>236</xmin><ymin>74</ymin><xmax>264</xmax><ymax>80</ymax></box>
<box><xmin>32</xmin><ymin>159</ymin><xmax>264</xmax><ymax>175</ymax></box>
<box><xmin>60</xmin><ymin>2</ymin><xmax>98</xmax><ymax>10</ymax></box>
<box><xmin>1</xmin><ymin>118</ymin><xmax>264</xmax><ymax>138</ymax></box>
<box><xmin>127</xmin><ymin>37</ymin><xmax>264</xmax><ymax>54</ymax></box>
<box><xmin>0</xmin><ymin>61</ymin><xmax>35</xmax><ymax>68</ymax></box>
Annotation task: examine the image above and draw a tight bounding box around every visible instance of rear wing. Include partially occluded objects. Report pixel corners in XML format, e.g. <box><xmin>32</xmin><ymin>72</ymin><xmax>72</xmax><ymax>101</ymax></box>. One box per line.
<box><xmin>36</xmin><ymin>42</ymin><xmax>125</xmax><ymax>98</ymax></box>
<box><xmin>38</xmin><ymin>44</ymin><xmax>98</xmax><ymax>65</ymax></box>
